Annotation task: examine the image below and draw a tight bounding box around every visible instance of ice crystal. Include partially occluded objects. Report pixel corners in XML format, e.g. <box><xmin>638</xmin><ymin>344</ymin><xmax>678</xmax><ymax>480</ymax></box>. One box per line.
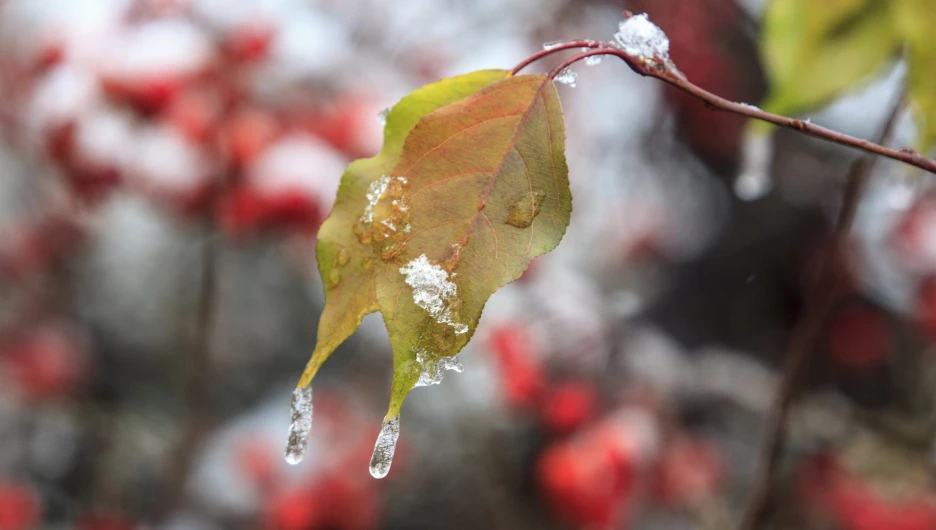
<box><xmin>414</xmin><ymin>349</ymin><xmax>464</xmax><ymax>387</ymax></box>
<box><xmin>361</xmin><ymin>175</ymin><xmax>390</xmax><ymax>224</ymax></box>
<box><xmin>555</xmin><ymin>67</ymin><xmax>577</xmax><ymax>87</ymax></box>
<box><xmin>377</xmin><ymin>107</ymin><xmax>389</xmax><ymax>126</ymax></box>
<box><xmin>284</xmin><ymin>385</ymin><xmax>313</xmax><ymax>465</ymax></box>
<box><xmin>399</xmin><ymin>255</ymin><xmax>468</xmax><ymax>334</ymax></box>
<box><xmin>612</xmin><ymin>14</ymin><xmax>670</xmax><ymax>63</ymax></box>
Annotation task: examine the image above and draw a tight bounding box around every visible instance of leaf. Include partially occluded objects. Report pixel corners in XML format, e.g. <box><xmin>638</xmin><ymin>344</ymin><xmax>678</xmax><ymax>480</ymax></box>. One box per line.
<box><xmin>895</xmin><ymin>0</ymin><xmax>936</xmax><ymax>152</ymax></box>
<box><xmin>297</xmin><ymin>69</ymin><xmax>508</xmax><ymax>389</ymax></box>
<box><xmin>760</xmin><ymin>0</ymin><xmax>900</xmax><ymax>119</ymax></box>
<box><xmin>373</xmin><ymin>74</ymin><xmax>571</xmax><ymax>417</ymax></box>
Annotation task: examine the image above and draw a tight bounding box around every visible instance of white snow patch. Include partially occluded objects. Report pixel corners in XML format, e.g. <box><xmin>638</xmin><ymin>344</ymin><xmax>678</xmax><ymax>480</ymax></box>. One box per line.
<box><xmin>399</xmin><ymin>254</ymin><xmax>468</xmax><ymax>334</ymax></box>
<box><xmin>612</xmin><ymin>14</ymin><xmax>670</xmax><ymax>63</ymax></box>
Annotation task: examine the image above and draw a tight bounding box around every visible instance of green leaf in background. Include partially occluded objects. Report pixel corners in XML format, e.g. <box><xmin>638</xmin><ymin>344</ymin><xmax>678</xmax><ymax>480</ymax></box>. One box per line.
<box><xmin>895</xmin><ymin>0</ymin><xmax>936</xmax><ymax>152</ymax></box>
<box><xmin>760</xmin><ymin>0</ymin><xmax>901</xmax><ymax>119</ymax></box>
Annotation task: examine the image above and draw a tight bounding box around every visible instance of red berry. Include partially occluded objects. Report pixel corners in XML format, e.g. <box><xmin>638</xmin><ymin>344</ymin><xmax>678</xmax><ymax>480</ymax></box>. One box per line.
<box><xmin>540</xmin><ymin>382</ymin><xmax>597</xmax><ymax>433</ymax></box>
<box><xmin>652</xmin><ymin>437</ymin><xmax>723</xmax><ymax>507</ymax></box>
<box><xmin>488</xmin><ymin>324</ymin><xmax>545</xmax><ymax>410</ymax></box>
<box><xmin>223</xmin><ymin>110</ymin><xmax>281</xmax><ymax>168</ymax></box>
<box><xmin>0</xmin><ymin>482</ymin><xmax>39</xmax><ymax>530</ymax></box>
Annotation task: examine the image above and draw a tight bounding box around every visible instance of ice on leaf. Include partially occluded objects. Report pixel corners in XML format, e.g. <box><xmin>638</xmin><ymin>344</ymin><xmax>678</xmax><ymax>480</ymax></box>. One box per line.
<box><xmin>414</xmin><ymin>349</ymin><xmax>464</xmax><ymax>387</ymax></box>
<box><xmin>399</xmin><ymin>254</ymin><xmax>468</xmax><ymax>335</ymax></box>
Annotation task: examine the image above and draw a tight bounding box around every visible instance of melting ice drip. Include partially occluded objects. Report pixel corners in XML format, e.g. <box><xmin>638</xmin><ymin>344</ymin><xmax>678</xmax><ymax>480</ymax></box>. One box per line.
<box><xmin>414</xmin><ymin>349</ymin><xmax>464</xmax><ymax>387</ymax></box>
<box><xmin>369</xmin><ymin>414</ymin><xmax>401</xmax><ymax>479</ymax></box>
<box><xmin>361</xmin><ymin>175</ymin><xmax>391</xmax><ymax>224</ymax></box>
<box><xmin>611</xmin><ymin>14</ymin><xmax>670</xmax><ymax>64</ymax></box>
<box><xmin>399</xmin><ymin>254</ymin><xmax>468</xmax><ymax>334</ymax></box>
<box><xmin>284</xmin><ymin>385</ymin><xmax>313</xmax><ymax>465</ymax></box>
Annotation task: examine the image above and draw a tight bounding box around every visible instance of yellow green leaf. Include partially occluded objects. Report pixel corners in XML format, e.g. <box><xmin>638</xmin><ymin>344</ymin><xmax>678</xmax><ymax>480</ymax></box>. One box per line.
<box><xmin>296</xmin><ymin>69</ymin><xmax>508</xmax><ymax>389</ymax></box>
<box><xmin>760</xmin><ymin>0</ymin><xmax>900</xmax><ymax>119</ymax></box>
<box><xmin>372</xmin><ymin>74</ymin><xmax>571</xmax><ymax>419</ymax></box>
<box><xmin>895</xmin><ymin>0</ymin><xmax>936</xmax><ymax>153</ymax></box>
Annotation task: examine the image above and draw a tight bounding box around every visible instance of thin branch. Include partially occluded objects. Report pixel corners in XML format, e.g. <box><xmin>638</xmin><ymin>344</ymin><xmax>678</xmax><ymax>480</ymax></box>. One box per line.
<box><xmin>514</xmin><ymin>45</ymin><xmax>936</xmax><ymax>175</ymax></box>
<box><xmin>154</xmin><ymin>222</ymin><xmax>220</xmax><ymax>520</ymax></box>
<box><xmin>509</xmin><ymin>40</ymin><xmax>603</xmax><ymax>76</ymax></box>
<box><xmin>736</xmin><ymin>90</ymin><xmax>906</xmax><ymax>530</ymax></box>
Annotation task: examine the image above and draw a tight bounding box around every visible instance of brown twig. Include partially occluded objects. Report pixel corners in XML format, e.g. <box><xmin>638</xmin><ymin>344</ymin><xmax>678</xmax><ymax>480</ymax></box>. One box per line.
<box><xmin>735</xmin><ymin>91</ymin><xmax>906</xmax><ymax>530</ymax></box>
<box><xmin>154</xmin><ymin>221</ymin><xmax>220</xmax><ymax>520</ymax></box>
<box><xmin>516</xmin><ymin>45</ymin><xmax>936</xmax><ymax>175</ymax></box>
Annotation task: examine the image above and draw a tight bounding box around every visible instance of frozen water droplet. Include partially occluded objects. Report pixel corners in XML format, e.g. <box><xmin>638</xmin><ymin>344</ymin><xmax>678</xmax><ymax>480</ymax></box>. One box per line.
<box><xmin>284</xmin><ymin>385</ymin><xmax>313</xmax><ymax>465</ymax></box>
<box><xmin>506</xmin><ymin>190</ymin><xmax>545</xmax><ymax>228</ymax></box>
<box><xmin>554</xmin><ymin>67</ymin><xmax>577</xmax><ymax>87</ymax></box>
<box><xmin>414</xmin><ymin>350</ymin><xmax>464</xmax><ymax>387</ymax></box>
<box><xmin>612</xmin><ymin>14</ymin><xmax>670</xmax><ymax>63</ymax></box>
<box><xmin>369</xmin><ymin>415</ymin><xmax>400</xmax><ymax>479</ymax></box>
<box><xmin>582</xmin><ymin>48</ymin><xmax>603</xmax><ymax>66</ymax></box>
<box><xmin>377</xmin><ymin>108</ymin><xmax>389</xmax><ymax>126</ymax></box>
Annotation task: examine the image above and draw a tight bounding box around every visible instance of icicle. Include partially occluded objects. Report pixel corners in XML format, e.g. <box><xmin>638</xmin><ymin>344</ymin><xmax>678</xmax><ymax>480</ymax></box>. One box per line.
<box><xmin>554</xmin><ymin>67</ymin><xmax>577</xmax><ymax>87</ymax></box>
<box><xmin>284</xmin><ymin>385</ymin><xmax>313</xmax><ymax>465</ymax></box>
<box><xmin>582</xmin><ymin>48</ymin><xmax>602</xmax><ymax>66</ymax></box>
<box><xmin>377</xmin><ymin>108</ymin><xmax>389</xmax><ymax>127</ymax></box>
<box><xmin>414</xmin><ymin>350</ymin><xmax>464</xmax><ymax>387</ymax></box>
<box><xmin>369</xmin><ymin>414</ymin><xmax>401</xmax><ymax>479</ymax></box>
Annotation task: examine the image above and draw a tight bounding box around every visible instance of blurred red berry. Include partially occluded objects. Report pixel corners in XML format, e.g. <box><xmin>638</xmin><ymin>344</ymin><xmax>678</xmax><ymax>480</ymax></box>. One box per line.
<box><xmin>234</xmin><ymin>436</ymin><xmax>279</xmax><ymax>488</ymax></box>
<box><xmin>652</xmin><ymin>436</ymin><xmax>723</xmax><ymax>507</ymax></box>
<box><xmin>223</xmin><ymin>110</ymin><xmax>281</xmax><ymax>169</ymax></box>
<box><xmin>164</xmin><ymin>88</ymin><xmax>222</xmax><ymax>145</ymax></box>
<box><xmin>536</xmin><ymin>420</ymin><xmax>638</xmax><ymax>529</ymax></box>
<box><xmin>0</xmin><ymin>482</ymin><xmax>39</xmax><ymax>530</ymax></box>
<box><xmin>825</xmin><ymin>303</ymin><xmax>892</xmax><ymax>370</ymax></box>
<box><xmin>303</xmin><ymin>96</ymin><xmax>383</xmax><ymax>159</ymax></box>
<box><xmin>217</xmin><ymin>187</ymin><xmax>322</xmax><ymax>236</ymax></box>
<box><xmin>488</xmin><ymin>324</ymin><xmax>545</xmax><ymax>410</ymax></box>
<box><xmin>227</xmin><ymin>21</ymin><xmax>276</xmax><ymax>63</ymax></box>
<box><xmin>540</xmin><ymin>381</ymin><xmax>597</xmax><ymax>434</ymax></box>
<box><xmin>0</xmin><ymin>325</ymin><xmax>89</xmax><ymax>402</ymax></box>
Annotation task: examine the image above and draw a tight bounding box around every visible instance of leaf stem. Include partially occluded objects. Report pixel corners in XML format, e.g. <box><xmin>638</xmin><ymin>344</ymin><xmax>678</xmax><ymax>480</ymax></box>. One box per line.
<box><xmin>509</xmin><ymin>40</ymin><xmax>605</xmax><ymax>76</ymax></box>
<box><xmin>516</xmin><ymin>43</ymin><xmax>936</xmax><ymax>175</ymax></box>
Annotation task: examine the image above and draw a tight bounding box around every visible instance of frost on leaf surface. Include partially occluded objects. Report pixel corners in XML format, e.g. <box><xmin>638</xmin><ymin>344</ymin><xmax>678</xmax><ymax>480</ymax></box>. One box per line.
<box><xmin>292</xmin><ymin>72</ymin><xmax>572</xmax><ymax>477</ymax></box>
<box><xmin>399</xmin><ymin>254</ymin><xmax>468</xmax><ymax>335</ymax></box>
<box><xmin>612</xmin><ymin>14</ymin><xmax>670</xmax><ymax>63</ymax></box>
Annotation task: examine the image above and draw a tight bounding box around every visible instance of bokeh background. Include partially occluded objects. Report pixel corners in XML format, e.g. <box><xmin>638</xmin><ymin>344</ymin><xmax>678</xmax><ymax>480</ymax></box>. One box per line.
<box><xmin>1</xmin><ymin>0</ymin><xmax>935</xmax><ymax>529</ymax></box>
